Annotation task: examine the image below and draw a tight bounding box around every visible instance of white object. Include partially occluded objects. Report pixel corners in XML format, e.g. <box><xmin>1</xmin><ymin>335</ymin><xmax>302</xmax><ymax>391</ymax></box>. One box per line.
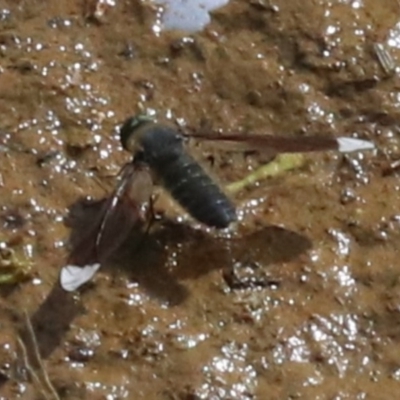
<box><xmin>156</xmin><ymin>0</ymin><xmax>229</xmax><ymax>32</ymax></box>
<box><xmin>337</xmin><ymin>137</ymin><xmax>375</xmax><ymax>153</ymax></box>
<box><xmin>60</xmin><ymin>264</ymin><xmax>101</xmax><ymax>292</ymax></box>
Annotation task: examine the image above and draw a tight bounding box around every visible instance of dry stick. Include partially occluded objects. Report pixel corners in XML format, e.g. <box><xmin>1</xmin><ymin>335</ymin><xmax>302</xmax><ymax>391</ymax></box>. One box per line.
<box><xmin>18</xmin><ymin>310</ymin><xmax>61</xmax><ymax>400</ymax></box>
<box><xmin>16</xmin><ymin>336</ymin><xmax>52</xmax><ymax>400</ymax></box>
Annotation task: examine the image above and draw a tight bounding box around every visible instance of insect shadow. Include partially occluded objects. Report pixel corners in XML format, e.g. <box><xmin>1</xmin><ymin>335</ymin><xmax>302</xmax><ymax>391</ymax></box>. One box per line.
<box><xmin>65</xmin><ymin>194</ymin><xmax>313</xmax><ymax>304</ymax></box>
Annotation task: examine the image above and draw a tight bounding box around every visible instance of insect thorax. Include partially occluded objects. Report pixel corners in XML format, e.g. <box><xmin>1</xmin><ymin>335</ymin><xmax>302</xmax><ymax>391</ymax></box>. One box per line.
<box><xmin>139</xmin><ymin>124</ymin><xmax>183</xmax><ymax>165</ymax></box>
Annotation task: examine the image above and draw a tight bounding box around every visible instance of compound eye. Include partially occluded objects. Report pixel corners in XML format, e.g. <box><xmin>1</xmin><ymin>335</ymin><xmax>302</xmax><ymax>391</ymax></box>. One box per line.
<box><xmin>120</xmin><ymin>114</ymin><xmax>153</xmax><ymax>151</ymax></box>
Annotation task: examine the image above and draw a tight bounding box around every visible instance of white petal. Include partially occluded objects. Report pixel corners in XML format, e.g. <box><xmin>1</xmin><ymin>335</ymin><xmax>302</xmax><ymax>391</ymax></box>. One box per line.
<box><xmin>60</xmin><ymin>264</ymin><xmax>101</xmax><ymax>292</ymax></box>
<box><xmin>337</xmin><ymin>137</ymin><xmax>375</xmax><ymax>153</ymax></box>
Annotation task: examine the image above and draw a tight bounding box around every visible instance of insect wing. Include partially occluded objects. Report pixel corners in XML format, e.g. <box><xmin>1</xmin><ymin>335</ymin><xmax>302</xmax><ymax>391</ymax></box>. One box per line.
<box><xmin>60</xmin><ymin>163</ymin><xmax>153</xmax><ymax>291</ymax></box>
<box><xmin>184</xmin><ymin>132</ymin><xmax>374</xmax><ymax>154</ymax></box>
<box><xmin>94</xmin><ymin>165</ymin><xmax>140</xmax><ymax>260</ymax></box>
<box><xmin>98</xmin><ymin>162</ymin><xmax>154</xmax><ymax>258</ymax></box>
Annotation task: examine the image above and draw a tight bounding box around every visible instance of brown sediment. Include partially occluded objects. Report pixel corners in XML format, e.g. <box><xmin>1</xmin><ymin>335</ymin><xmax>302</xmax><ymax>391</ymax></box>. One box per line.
<box><xmin>0</xmin><ymin>0</ymin><xmax>399</xmax><ymax>398</ymax></box>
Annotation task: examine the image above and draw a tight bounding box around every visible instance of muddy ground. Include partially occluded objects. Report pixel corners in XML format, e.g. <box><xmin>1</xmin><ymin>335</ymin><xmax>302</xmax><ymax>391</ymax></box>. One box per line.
<box><xmin>0</xmin><ymin>0</ymin><xmax>400</xmax><ymax>399</ymax></box>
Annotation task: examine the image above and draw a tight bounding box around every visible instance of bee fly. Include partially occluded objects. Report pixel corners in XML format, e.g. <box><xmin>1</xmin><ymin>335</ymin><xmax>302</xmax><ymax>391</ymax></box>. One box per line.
<box><xmin>60</xmin><ymin>114</ymin><xmax>375</xmax><ymax>291</ymax></box>
<box><xmin>120</xmin><ymin>116</ymin><xmax>237</xmax><ymax>229</ymax></box>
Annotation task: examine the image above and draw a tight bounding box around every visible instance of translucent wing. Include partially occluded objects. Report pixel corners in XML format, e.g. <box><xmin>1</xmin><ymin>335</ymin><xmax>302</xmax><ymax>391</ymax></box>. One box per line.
<box><xmin>94</xmin><ymin>164</ymin><xmax>149</xmax><ymax>259</ymax></box>
<box><xmin>59</xmin><ymin>162</ymin><xmax>153</xmax><ymax>291</ymax></box>
<box><xmin>183</xmin><ymin>132</ymin><xmax>375</xmax><ymax>154</ymax></box>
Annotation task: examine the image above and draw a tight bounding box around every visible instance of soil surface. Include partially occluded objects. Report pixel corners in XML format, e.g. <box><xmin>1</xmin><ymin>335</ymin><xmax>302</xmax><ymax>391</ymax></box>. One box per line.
<box><xmin>0</xmin><ymin>0</ymin><xmax>400</xmax><ymax>399</ymax></box>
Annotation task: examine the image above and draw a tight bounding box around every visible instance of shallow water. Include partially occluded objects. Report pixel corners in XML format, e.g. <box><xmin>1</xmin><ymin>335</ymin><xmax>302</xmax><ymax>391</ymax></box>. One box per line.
<box><xmin>0</xmin><ymin>0</ymin><xmax>400</xmax><ymax>399</ymax></box>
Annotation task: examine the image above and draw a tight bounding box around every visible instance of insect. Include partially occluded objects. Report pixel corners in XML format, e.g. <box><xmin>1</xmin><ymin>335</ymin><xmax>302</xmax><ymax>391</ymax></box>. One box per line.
<box><xmin>60</xmin><ymin>114</ymin><xmax>375</xmax><ymax>291</ymax></box>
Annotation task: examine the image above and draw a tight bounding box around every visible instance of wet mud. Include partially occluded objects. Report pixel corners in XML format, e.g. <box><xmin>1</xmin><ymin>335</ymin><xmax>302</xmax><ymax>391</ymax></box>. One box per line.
<box><xmin>0</xmin><ymin>0</ymin><xmax>400</xmax><ymax>398</ymax></box>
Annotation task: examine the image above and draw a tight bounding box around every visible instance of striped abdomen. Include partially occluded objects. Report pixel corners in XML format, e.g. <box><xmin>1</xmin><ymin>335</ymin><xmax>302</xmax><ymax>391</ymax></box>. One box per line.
<box><xmin>151</xmin><ymin>151</ymin><xmax>236</xmax><ymax>229</ymax></box>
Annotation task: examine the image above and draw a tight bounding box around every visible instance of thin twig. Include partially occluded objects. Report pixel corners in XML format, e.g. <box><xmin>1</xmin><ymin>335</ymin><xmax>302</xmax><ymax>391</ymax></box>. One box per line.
<box><xmin>16</xmin><ymin>336</ymin><xmax>52</xmax><ymax>400</ymax></box>
<box><xmin>22</xmin><ymin>310</ymin><xmax>61</xmax><ymax>400</ymax></box>
<box><xmin>17</xmin><ymin>309</ymin><xmax>61</xmax><ymax>400</ymax></box>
